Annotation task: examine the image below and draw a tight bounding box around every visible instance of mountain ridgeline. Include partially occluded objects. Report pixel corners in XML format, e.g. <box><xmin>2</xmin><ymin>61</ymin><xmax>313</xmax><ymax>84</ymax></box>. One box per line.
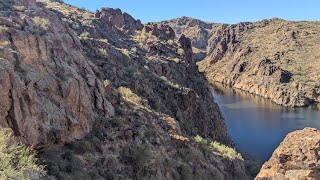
<box><xmin>162</xmin><ymin>17</ymin><xmax>320</xmax><ymax>107</ymax></box>
<box><xmin>0</xmin><ymin>0</ymin><xmax>320</xmax><ymax>179</ymax></box>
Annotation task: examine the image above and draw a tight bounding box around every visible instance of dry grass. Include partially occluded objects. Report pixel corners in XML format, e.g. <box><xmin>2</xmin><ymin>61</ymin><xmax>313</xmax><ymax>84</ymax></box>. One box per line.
<box><xmin>118</xmin><ymin>86</ymin><xmax>141</xmax><ymax>104</ymax></box>
<box><xmin>194</xmin><ymin>135</ymin><xmax>242</xmax><ymax>160</ymax></box>
<box><xmin>32</xmin><ymin>16</ymin><xmax>50</xmax><ymax>30</ymax></box>
<box><xmin>160</xmin><ymin>76</ymin><xmax>180</xmax><ymax>89</ymax></box>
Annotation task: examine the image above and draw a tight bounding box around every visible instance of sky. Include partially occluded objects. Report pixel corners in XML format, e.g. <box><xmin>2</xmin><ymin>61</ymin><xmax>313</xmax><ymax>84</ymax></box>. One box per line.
<box><xmin>64</xmin><ymin>0</ymin><xmax>320</xmax><ymax>24</ymax></box>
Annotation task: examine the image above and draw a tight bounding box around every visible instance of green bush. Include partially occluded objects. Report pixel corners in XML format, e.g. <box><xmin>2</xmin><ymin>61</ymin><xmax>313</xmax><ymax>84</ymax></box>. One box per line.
<box><xmin>118</xmin><ymin>86</ymin><xmax>141</xmax><ymax>104</ymax></box>
<box><xmin>210</xmin><ymin>141</ymin><xmax>242</xmax><ymax>159</ymax></box>
<box><xmin>160</xmin><ymin>76</ymin><xmax>180</xmax><ymax>89</ymax></box>
<box><xmin>194</xmin><ymin>135</ymin><xmax>208</xmax><ymax>144</ymax></box>
<box><xmin>99</xmin><ymin>48</ymin><xmax>108</xmax><ymax>56</ymax></box>
<box><xmin>194</xmin><ymin>135</ymin><xmax>242</xmax><ymax>160</ymax></box>
<box><xmin>0</xmin><ymin>128</ymin><xmax>45</xmax><ymax>179</ymax></box>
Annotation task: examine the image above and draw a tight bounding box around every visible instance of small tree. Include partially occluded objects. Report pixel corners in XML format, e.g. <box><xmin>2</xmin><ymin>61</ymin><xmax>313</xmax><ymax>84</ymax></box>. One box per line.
<box><xmin>0</xmin><ymin>128</ymin><xmax>45</xmax><ymax>179</ymax></box>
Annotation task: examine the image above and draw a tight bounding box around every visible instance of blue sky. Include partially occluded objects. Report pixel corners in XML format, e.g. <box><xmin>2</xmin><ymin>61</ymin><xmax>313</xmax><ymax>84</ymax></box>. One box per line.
<box><xmin>64</xmin><ymin>0</ymin><xmax>320</xmax><ymax>24</ymax></box>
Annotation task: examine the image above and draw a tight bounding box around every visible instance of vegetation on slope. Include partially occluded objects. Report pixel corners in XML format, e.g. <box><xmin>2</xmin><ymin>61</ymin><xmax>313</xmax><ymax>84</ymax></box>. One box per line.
<box><xmin>0</xmin><ymin>129</ymin><xmax>45</xmax><ymax>179</ymax></box>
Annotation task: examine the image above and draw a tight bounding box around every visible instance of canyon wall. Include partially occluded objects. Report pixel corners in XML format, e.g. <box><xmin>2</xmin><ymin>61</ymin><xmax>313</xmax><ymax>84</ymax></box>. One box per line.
<box><xmin>163</xmin><ymin>17</ymin><xmax>320</xmax><ymax>107</ymax></box>
<box><xmin>0</xmin><ymin>0</ymin><xmax>248</xmax><ymax>179</ymax></box>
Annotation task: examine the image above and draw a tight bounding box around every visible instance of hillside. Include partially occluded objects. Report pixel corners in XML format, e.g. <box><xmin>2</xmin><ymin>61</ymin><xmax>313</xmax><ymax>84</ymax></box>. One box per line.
<box><xmin>162</xmin><ymin>17</ymin><xmax>320</xmax><ymax>107</ymax></box>
<box><xmin>0</xmin><ymin>0</ymin><xmax>248</xmax><ymax>179</ymax></box>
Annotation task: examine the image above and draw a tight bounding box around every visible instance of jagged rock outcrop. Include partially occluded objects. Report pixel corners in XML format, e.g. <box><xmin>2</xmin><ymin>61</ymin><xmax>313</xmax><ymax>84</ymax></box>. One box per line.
<box><xmin>255</xmin><ymin>128</ymin><xmax>320</xmax><ymax>179</ymax></box>
<box><xmin>143</xmin><ymin>23</ymin><xmax>175</xmax><ymax>41</ymax></box>
<box><xmin>163</xmin><ymin>17</ymin><xmax>320</xmax><ymax>107</ymax></box>
<box><xmin>95</xmin><ymin>8</ymin><xmax>143</xmax><ymax>35</ymax></box>
<box><xmin>178</xmin><ymin>34</ymin><xmax>193</xmax><ymax>64</ymax></box>
<box><xmin>161</xmin><ymin>17</ymin><xmax>214</xmax><ymax>61</ymax></box>
<box><xmin>0</xmin><ymin>0</ymin><xmax>114</xmax><ymax>146</ymax></box>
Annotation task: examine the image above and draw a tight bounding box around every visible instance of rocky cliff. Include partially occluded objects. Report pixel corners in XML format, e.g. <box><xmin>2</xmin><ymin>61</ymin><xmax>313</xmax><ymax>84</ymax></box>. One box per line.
<box><xmin>0</xmin><ymin>0</ymin><xmax>248</xmax><ymax>179</ymax></box>
<box><xmin>0</xmin><ymin>0</ymin><xmax>115</xmax><ymax>146</ymax></box>
<box><xmin>256</xmin><ymin>128</ymin><xmax>320</xmax><ymax>179</ymax></box>
<box><xmin>163</xmin><ymin>17</ymin><xmax>320</xmax><ymax>107</ymax></box>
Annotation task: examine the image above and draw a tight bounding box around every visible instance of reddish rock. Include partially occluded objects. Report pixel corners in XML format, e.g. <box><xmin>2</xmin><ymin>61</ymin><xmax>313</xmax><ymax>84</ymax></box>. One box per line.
<box><xmin>144</xmin><ymin>23</ymin><xmax>175</xmax><ymax>40</ymax></box>
<box><xmin>255</xmin><ymin>128</ymin><xmax>320</xmax><ymax>180</ymax></box>
<box><xmin>0</xmin><ymin>3</ymin><xmax>115</xmax><ymax>146</ymax></box>
<box><xmin>96</xmin><ymin>8</ymin><xmax>143</xmax><ymax>35</ymax></box>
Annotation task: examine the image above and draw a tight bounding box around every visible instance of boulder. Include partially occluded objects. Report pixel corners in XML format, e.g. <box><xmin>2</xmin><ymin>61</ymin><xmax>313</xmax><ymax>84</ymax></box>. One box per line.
<box><xmin>256</xmin><ymin>128</ymin><xmax>320</xmax><ymax>179</ymax></box>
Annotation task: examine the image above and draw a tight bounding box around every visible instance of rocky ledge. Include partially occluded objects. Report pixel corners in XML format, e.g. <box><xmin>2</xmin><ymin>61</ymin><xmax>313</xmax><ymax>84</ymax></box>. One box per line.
<box><xmin>256</xmin><ymin>128</ymin><xmax>320</xmax><ymax>179</ymax></box>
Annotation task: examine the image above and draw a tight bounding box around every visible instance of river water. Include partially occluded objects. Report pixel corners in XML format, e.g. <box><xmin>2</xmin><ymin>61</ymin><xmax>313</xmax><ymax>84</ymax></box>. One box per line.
<box><xmin>211</xmin><ymin>83</ymin><xmax>320</xmax><ymax>161</ymax></box>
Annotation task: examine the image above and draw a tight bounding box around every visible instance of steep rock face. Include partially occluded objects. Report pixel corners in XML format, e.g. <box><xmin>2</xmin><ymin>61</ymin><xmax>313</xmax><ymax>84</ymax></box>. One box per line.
<box><xmin>178</xmin><ymin>34</ymin><xmax>193</xmax><ymax>64</ymax></box>
<box><xmin>143</xmin><ymin>23</ymin><xmax>175</xmax><ymax>41</ymax></box>
<box><xmin>161</xmin><ymin>17</ymin><xmax>216</xmax><ymax>61</ymax></box>
<box><xmin>1</xmin><ymin>0</ymin><xmax>249</xmax><ymax>179</ymax></box>
<box><xmin>256</xmin><ymin>128</ymin><xmax>320</xmax><ymax>179</ymax></box>
<box><xmin>0</xmin><ymin>0</ymin><xmax>114</xmax><ymax>146</ymax></box>
<box><xmin>95</xmin><ymin>8</ymin><xmax>143</xmax><ymax>35</ymax></box>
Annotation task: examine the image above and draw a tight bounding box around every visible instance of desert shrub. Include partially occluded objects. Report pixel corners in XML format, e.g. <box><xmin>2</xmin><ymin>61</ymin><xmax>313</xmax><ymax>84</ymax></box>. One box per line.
<box><xmin>177</xmin><ymin>48</ymin><xmax>185</xmax><ymax>55</ymax></box>
<box><xmin>168</xmin><ymin>39</ymin><xmax>174</xmax><ymax>45</ymax></box>
<box><xmin>121</xmin><ymin>144</ymin><xmax>152</xmax><ymax>166</ymax></box>
<box><xmin>178</xmin><ymin>147</ymin><xmax>204</xmax><ymax>163</ymax></box>
<box><xmin>99</xmin><ymin>39</ymin><xmax>108</xmax><ymax>43</ymax></box>
<box><xmin>143</xmin><ymin>65</ymin><xmax>149</xmax><ymax>70</ymax></box>
<box><xmin>103</xmin><ymin>79</ymin><xmax>110</xmax><ymax>87</ymax></box>
<box><xmin>82</xmin><ymin>12</ymin><xmax>93</xmax><ymax>19</ymax></box>
<box><xmin>99</xmin><ymin>48</ymin><xmax>108</xmax><ymax>56</ymax></box>
<box><xmin>0</xmin><ymin>128</ymin><xmax>45</xmax><ymax>179</ymax></box>
<box><xmin>194</xmin><ymin>135</ymin><xmax>242</xmax><ymax>160</ymax></box>
<box><xmin>80</xmin><ymin>31</ymin><xmax>90</xmax><ymax>38</ymax></box>
<box><xmin>0</xmin><ymin>26</ymin><xmax>8</xmax><ymax>33</ymax></box>
<box><xmin>210</xmin><ymin>141</ymin><xmax>242</xmax><ymax>159</ymax></box>
<box><xmin>160</xmin><ymin>76</ymin><xmax>180</xmax><ymax>89</ymax></box>
<box><xmin>194</xmin><ymin>135</ymin><xmax>208</xmax><ymax>144</ymax></box>
<box><xmin>14</xmin><ymin>5</ymin><xmax>26</xmax><ymax>11</ymax></box>
<box><xmin>32</xmin><ymin>16</ymin><xmax>50</xmax><ymax>30</ymax></box>
<box><xmin>0</xmin><ymin>40</ymin><xmax>10</xmax><ymax>47</ymax></box>
<box><xmin>41</xmin><ymin>150</ymin><xmax>89</xmax><ymax>179</ymax></box>
<box><xmin>118</xmin><ymin>86</ymin><xmax>141</xmax><ymax>104</ymax></box>
<box><xmin>171</xmin><ymin>57</ymin><xmax>181</xmax><ymax>63</ymax></box>
<box><xmin>179</xmin><ymin>164</ymin><xmax>193</xmax><ymax>180</ymax></box>
<box><xmin>67</xmin><ymin>140</ymin><xmax>96</xmax><ymax>154</ymax></box>
<box><xmin>120</xmin><ymin>48</ymin><xmax>131</xmax><ymax>59</ymax></box>
<box><xmin>131</xmin><ymin>47</ymin><xmax>137</xmax><ymax>54</ymax></box>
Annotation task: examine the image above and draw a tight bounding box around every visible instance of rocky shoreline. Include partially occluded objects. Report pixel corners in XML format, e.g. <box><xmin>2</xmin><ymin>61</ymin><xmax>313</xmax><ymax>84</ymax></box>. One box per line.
<box><xmin>163</xmin><ymin>17</ymin><xmax>320</xmax><ymax>107</ymax></box>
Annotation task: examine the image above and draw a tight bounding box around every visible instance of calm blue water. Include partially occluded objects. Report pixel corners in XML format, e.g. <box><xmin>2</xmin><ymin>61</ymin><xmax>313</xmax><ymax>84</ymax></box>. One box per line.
<box><xmin>211</xmin><ymin>83</ymin><xmax>320</xmax><ymax>161</ymax></box>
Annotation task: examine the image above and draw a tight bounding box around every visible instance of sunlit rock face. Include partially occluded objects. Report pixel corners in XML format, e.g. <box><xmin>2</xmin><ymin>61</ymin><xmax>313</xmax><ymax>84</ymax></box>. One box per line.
<box><xmin>0</xmin><ymin>0</ymin><xmax>115</xmax><ymax>146</ymax></box>
<box><xmin>256</xmin><ymin>128</ymin><xmax>320</xmax><ymax>180</ymax></box>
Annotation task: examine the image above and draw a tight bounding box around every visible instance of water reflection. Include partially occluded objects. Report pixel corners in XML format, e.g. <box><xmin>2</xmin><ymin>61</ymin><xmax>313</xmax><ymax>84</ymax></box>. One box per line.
<box><xmin>211</xmin><ymin>83</ymin><xmax>320</xmax><ymax>161</ymax></box>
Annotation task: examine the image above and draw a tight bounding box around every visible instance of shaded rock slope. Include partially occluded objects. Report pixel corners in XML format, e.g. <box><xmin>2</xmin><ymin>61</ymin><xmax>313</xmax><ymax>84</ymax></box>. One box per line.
<box><xmin>0</xmin><ymin>0</ymin><xmax>248</xmax><ymax>179</ymax></box>
<box><xmin>162</xmin><ymin>17</ymin><xmax>320</xmax><ymax>107</ymax></box>
<box><xmin>256</xmin><ymin>128</ymin><xmax>320</xmax><ymax>179</ymax></box>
